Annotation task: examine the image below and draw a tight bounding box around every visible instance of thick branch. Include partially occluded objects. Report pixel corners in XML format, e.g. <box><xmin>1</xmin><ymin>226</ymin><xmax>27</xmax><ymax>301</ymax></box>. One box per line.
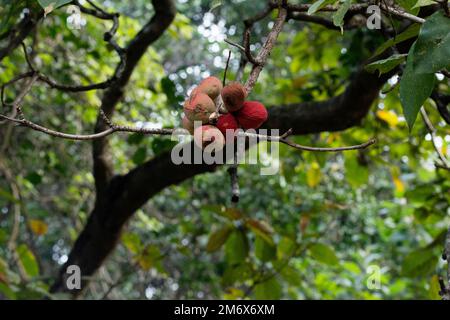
<box><xmin>92</xmin><ymin>0</ymin><xmax>176</xmax><ymax>197</ymax></box>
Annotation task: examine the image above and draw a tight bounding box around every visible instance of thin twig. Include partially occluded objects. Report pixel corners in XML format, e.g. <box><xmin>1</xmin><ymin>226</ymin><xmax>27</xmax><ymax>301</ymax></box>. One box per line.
<box><xmin>379</xmin><ymin>3</ymin><xmax>425</xmax><ymax>24</ymax></box>
<box><xmin>241</xmin><ymin>130</ymin><xmax>377</xmax><ymax>152</ymax></box>
<box><xmin>244</xmin><ymin>6</ymin><xmax>288</xmax><ymax>93</ymax></box>
<box><xmin>223</xmin><ymin>50</ymin><xmax>232</xmax><ymax>87</ymax></box>
<box><xmin>0</xmin><ymin>114</ymin><xmax>174</xmax><ymax>140</ymax></box>
<box><xmin>420</xmin><ymin>107</ymin><xmax>450</xmax><ymax>170</ymax></box>
<box><xmin>243</xmin><ymin>29</ymin><xmax>260</xmax><ymax>66</ymax></box>
<box><xmin>224</xmin><ymin>39</ymin><xmax>245</xmax><ymax>52</ymax></box>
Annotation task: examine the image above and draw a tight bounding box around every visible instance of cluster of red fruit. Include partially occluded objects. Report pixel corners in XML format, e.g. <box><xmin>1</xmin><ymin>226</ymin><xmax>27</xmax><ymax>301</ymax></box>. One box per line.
<box><xmin>182</xmin><ymin>76</ymin><xmax>268</xmax><ymax>150</ymax></box>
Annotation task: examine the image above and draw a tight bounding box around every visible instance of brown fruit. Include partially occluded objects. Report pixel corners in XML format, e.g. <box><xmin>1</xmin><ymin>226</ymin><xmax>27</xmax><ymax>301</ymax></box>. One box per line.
<box><xmin>235</xmin><ymin>101</ymin><xmax>268</xmax><ymax>129</ymax></box>
<box><xmin>193</xmin><ymin>125</ymin><xmax>225</xmax><ymax>151</ymax></box>
<box><xmin>221</xmin><ymin>82</ymin><xmax>247</xmax><ymax>112</ymax></box>
<box><xmin>183</xmin><ymin>93</ymin><xmax>216</xmax><ymax>123</ymax></box>
<box><xmin>197</xmin><ymin>76</ymin><xmax>223</xmax><ymax>100</ymax></box>
<box><xmin>182</xmin><ymin>116</ymin><xmax>194</xmax><ymax>135</ymax></box>
<box><xmin>215</xmin><ymin>113</ymin><xmax>239</xmax><ymax>140</ymax></box>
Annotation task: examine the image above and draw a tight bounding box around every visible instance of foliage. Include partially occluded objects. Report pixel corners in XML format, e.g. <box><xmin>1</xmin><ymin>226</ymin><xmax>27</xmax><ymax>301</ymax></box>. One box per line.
<box><xmin>0</xmin><ymin>0</ymin><xmax>449</xmax><ymax>300</ymax></box>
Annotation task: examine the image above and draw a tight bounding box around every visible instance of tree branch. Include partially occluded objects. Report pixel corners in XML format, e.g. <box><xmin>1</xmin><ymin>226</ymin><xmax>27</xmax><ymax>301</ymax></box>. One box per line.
<box><xmin>92</xmin><ymin>0</ymin><xmax>176</xmax><ymax>197</ymax></box>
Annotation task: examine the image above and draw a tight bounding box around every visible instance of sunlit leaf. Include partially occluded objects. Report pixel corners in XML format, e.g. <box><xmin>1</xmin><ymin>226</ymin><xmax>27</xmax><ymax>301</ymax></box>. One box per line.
<box><xmin>429</xmin><ymin>275</ymin><xmax>441</xmax><ymax>300</ymax></box>
<box><xmin>17</xmin><ymin>244</ymin><xmax>39</xmax><ymax>278</ymax></box>
<box><xmin>29</xmin><ymin>219</ymin><xmax>48</xmax><ymax>236</ymax></box>
<box><xmin>137</xmin><ymin>245</ymin><xmax>163</xmax><ymax>271</ymax></box>
<box><xmin>122</xmin><ymin>233</ymin><xmax>142</xmax><ymax>254</ymax></box>
<box><xmin>277</xmin><ymin>237</ymin><xmax>296</xmax><ymax>260</ymax></box>
<box><xmin>397</xmin><ymin>0</ymin><xmax>420</xmax><ymax>14</ymax></box>
<box><xmin>306</xmin><ymin>161</ymin><xmax>321</xmax><ymax>188</ymax></box>
<box><xmin>376</xmin><ymin>109</ymin><xmax>399</xmax><ymax>127</ymax></box>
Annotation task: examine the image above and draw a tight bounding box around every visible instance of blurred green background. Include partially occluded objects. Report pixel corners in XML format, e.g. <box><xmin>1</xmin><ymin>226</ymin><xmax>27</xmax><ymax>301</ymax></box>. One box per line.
<box><xmin>0</xmin><ymin>0</ymin><xmax>449</xmax><ymax>299</ymax></box>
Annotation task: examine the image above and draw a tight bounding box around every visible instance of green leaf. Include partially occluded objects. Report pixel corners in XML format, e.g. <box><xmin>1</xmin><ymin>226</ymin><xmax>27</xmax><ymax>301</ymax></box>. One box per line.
<box><xmin>137</xmin><ymin>245</ymin><xmax>163</xmax><ymax>271</ymax></box>
<box><xmin>37</xmin><ymin>0</ymin><xmax>72</xmax><ymax>14</ymax></box>
<box><xmin>206</xmin><ymin>225</ymin><xmax>232</xmax><ymax>252</ymax></box>
<box><xmin>413</xmin><ymin>0</ymin><xmax>437</xmax><ymax>9</ymax></box>
<box><xmin>280</xmin><ymin>266</ymin><xmax>302</xmax><ymax>286</ymax></box>
<box><xmin>254</xmin><ymin>277</ymin><xmax>282</xmax><ymax>299</ymax></box>
<box><xmin>17</xmin><ymin>244</ymin><xmax>39</xmax><ymax>278</ymax></box>
<box><xmin>245</xmin><ymin>219</ymin><xmax>274</xmax><ymax>245</ymax></box>
<box><xmin>0</xmin><ymin>188</ymin><xmax>20</xmax><ymax>203</ymax></box>
<box><xmin>399</xmin><ymin>43</ymin><xmax>436</xmax><ymax>129</ymax></box>
<box><xmin>203</xmin><ymin>205</ymin><xmax>243</xmax><ymax>220</ymax></box>
<box><xmin>225</xmin><ymin>230</ymin><xmax>249</xmax><ymax>265</ymax></box>
<box><xmin>122</xmin><ymin>233</ymin><xmax>142</xmax><ymax>254</ymax></box>
<box><xmin>308</xmin><ymin>243</ymin><xmax>339</xmax><ymax>266</ymax></box>
<box><xmin>209</xmin><ymin>0</ymin><xmax>222</xmax><ymax>12</ymax></box>
<box><xmin>344</xmin><ymin>154</ymin><xmax>369</xmax><ymax>187</ymax></box>
<box><xmin>277</xmin><ymin>237</ymin><xmax>296</xmax><ymax>260</ymax></box>
<box><xmin>429</xmin><ymin>275</ymin><xmax>441</xmax><ymax>300</ymax></box>
<box><xmin>222</xmin><ymin>263</ymin><xmax>252</xmax><ymax>286</ymax></box>
<box><xmin>411</xmin><ymin>11</ymin><xmax>450</xmax><ymax>74</ymax></box>
<box><xmin>342</xmin><ymin>261</ymin><xmax>361</xmax><ymax>274</ymax></box>
<box><xmin>397</xmin><ymin>0</ymin><xmax>420</xmax><ymax>14</ymax></box>
<box><xmin>0</xmin><ymin>283</ymin><xmax>16</xmax><ymax>300</ymax></box>
<box><xmin>254</xmin><ymin>236</ymin><xmax>276</xmax><ymax>262</ymax></box>
<box><xmin>373</xmin><ymin>24</ymin><xmax>421</xmax><ymax>57</ymax></box>
<box><xmin>306</xmin><ymin>161</ymin><xmax>322</xmax><ymax>188</ymax></box>
<box><xmin>401</xmin><ymin>248</ymin><xmax>438</xmax><ymax>277</ymax></box>
<box><xmin>307</xmin><ymin>0</ymin><xmax>335</xmax><ymax>15</ymax></box>
<box><xmin>132</xmin><ymin>147</ymin><xmax>147</xmax><ymax>165</ymax></box>
<box><xmin>365</xmin><ymin>54</ymin><xmax>407</xmax><ymax>75</ymax></box>
<box><xmin>332</xmin><ymin>0</ymin><xmax>351</xmax><ymax>33</ymax></box>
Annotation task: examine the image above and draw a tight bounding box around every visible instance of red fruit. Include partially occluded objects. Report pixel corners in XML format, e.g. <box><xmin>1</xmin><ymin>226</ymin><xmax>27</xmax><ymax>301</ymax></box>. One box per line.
<box><xmin>182</xmin><ymin>116</ymin><xmax>194</xmax><ymax>135</ymax></box>
<box><xmin>235</xmin><ymin>101</ymin><xmax>268</xmax><ymax>129</ymax></box>
<box><xmin>221</xmin><ymin>82</ymin><xmax>247</xmax><ymax>112</ymax></box>
<box><xmin>215</xmin><ymin>113</ymin><xmax>239</xmax><ymax>140</ymax></box>
<box><xmin>197</xmin><ymin>76</ymin><xmax>223</xmax><ymax>100</ymax></box>
<box><xmin>193</xmin><ymin>125</ymin><xmax>225</xmax><ymax>151</ymax></box>
<box><xmin>183</xmin><ymin>93</ymin><xmax>216</xmax><ymax>123</ymax></box>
